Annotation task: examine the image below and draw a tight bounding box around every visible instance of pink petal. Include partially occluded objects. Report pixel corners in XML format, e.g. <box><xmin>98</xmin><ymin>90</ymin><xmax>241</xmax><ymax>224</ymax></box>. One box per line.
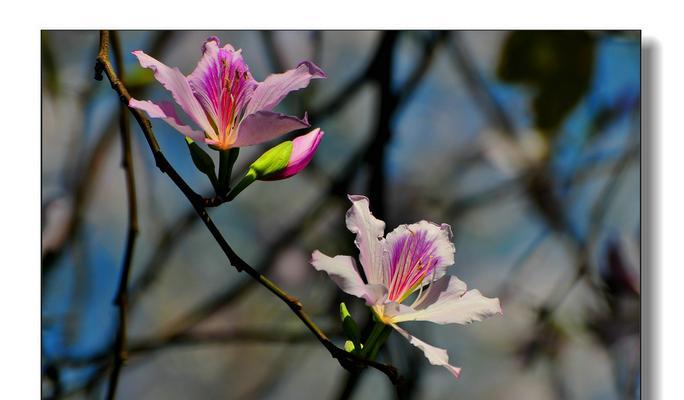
<box><xmin>233</xmin><ymin>110</ymin><xmax>309</xmax><ymax>147</ymax></box>
<box><xmin>263</xmin><ymin>128</ymin><xmax>324</xmax><ymax>180</ymax></box>
<box><xmin>244</xmin><ymin>61</ymin><xmax>326</xmax><ymax>115</ymax></box>
<box><xmin>345</xmin><ymin>195</ymin><xmax>387</xmax><ymax>286</ymax></box>
<box><xmin>132</xmin><ymin>50</ymin><xmax>216</xmax><ymax>139</ymax></box>
<box><xmin>390</xmin><ymin>324</ymin><xmax>461</xmax><ymax>379</ymax></box>
<box><xmin>310</xmin><ymin>250</ymin><xmax>387</xmax><ymax>306</ymax></box>
<box><xmin>128</xmin><ymin>99</ymin><xmax>205</xmax><ymax>142</ymax></box>
<box><xmin>385</xmin><ymin>276</ymin><xmax>502</xmax><ymax>325</ymax></box>
<box><xmin>383</xmin><ymin>221</ymin><xmax>455</xmax><ymax>301</ymax></box>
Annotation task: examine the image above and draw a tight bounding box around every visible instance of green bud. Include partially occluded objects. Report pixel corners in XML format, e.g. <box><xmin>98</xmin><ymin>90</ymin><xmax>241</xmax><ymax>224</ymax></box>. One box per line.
<box><xmin>249</xmin><ymin>140</ymin><xmax>293</xmax><ymax>179</ymax></box>
<box><xmin>185</xmin><ymin>137</ymin><xmax>218</xmax><ymax>191</ymax></box>
<box><xmin>339</xmin><ymin>302</ymin><xmax>361</xmax><ymax>350</ymax></box>
<box><xmin>344</xmin><ymin>340</ymin><xmax>356</xmax><ymax>353</ymax></box>
<box><xmin>224</xmin><ymin>140</ymin><xmax>294</xmax><ymax>201</ymax></box>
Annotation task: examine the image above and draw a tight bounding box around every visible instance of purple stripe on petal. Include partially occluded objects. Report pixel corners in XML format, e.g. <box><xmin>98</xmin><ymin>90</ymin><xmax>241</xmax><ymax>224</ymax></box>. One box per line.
<box><xmin>383</xmin><ymin>221</ymin><xmax>455</xmax><ymax>301</ymax></box>
<box><xmin>187</xmin><ymin>40</ymin><xmax>256</xmax><ymax>148</ymax></box>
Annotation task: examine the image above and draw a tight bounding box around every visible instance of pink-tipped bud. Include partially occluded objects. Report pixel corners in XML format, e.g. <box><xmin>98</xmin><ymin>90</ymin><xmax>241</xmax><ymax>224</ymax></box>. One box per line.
<box><xmin>262</xmin><ymin>128</ymin><xmax>324</xmax><ymax>181</ymax></box>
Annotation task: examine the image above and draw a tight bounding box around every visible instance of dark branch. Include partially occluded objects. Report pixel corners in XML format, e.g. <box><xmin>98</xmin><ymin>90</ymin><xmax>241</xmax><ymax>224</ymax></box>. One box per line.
<box><xmin>104</xmin><ymin>31</ymin><xmax>140</xmax><ymax>400</ymax></box>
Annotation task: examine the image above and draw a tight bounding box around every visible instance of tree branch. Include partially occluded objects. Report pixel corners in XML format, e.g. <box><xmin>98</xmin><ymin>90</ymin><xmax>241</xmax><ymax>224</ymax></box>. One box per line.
<box><xmin>104</xmin><ymin>31</ymin><xmax>139</xmax><ymax>400</ymax></box>
<box><xmin>95</xmin><ymin>30</ymin><xmax>401</xmax><ymax>387</ymax></box>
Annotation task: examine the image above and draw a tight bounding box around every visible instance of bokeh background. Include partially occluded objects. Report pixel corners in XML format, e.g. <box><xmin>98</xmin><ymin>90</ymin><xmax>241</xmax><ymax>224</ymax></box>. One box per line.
<box><xmin>41</xmin><ymin>30</ymin><xmax>640</xmax><ymax>399</ymax></box>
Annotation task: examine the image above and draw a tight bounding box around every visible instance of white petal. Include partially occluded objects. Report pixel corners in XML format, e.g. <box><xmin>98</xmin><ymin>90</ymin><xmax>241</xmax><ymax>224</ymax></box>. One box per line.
<box><xmin>345</xmin><ymin>195</ymin><xmax>386</xmax><ymax>285</ymax></box>
<box><xmin>386</xmin><ymin>276</ymin><xmax>502</xmax><ymax>325</ymax></box>
<box><xmin>310</xmin><ymin>250</ymin><xmax>386</xmax><ymax>305</ymax></box>
<box><xmin>391</xmin><ymin>324</ymin><xmax>461</xmax><ymax>379</ymax></box>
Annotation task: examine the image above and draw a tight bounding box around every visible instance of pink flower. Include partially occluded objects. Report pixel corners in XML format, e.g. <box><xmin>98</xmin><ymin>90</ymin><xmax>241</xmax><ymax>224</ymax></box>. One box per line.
<box><xmin>311</xmin><ymin>195</ymin><xmax>502</xmax><ymax>378</ymax></box>
<box><xmin>129</xmin><ymin>36</ymin><xmax>326</xmax><ymax>150</ymax></box>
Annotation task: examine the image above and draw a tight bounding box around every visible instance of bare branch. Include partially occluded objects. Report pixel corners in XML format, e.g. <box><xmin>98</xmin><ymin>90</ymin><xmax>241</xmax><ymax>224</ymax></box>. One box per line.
<box><xmin>104</xmin><ymin>31</ymin><xmax>140</xmax><ymax>400</ymax></box>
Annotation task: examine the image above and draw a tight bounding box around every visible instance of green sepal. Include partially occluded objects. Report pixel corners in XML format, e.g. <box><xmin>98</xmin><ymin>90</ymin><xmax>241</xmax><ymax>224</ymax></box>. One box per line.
<box><xmin>185</xmin><ymin>137</ymin><xmax>218</xmax><ymax>191</ymax></box>
<box><xmin>249</xmin><ymin>140</ymin><xmax>293</xmax><ymax>179</ymax></box>
<box><xmin>339</xmin><ymin>302</ymin><xmax>362</xmax><ymax>351</ymax></box>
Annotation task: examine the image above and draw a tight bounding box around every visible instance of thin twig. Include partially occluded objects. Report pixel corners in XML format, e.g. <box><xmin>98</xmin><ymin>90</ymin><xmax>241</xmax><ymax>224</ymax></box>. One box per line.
<box><xmin>104</xmin><ymin>31</ymin><xmax>139</xmax><ymax>400</ymax></box>
<box><xmin>95</xmin><ymin>30</ymin><xmax>401</xmax><ymax>386</ymax></box>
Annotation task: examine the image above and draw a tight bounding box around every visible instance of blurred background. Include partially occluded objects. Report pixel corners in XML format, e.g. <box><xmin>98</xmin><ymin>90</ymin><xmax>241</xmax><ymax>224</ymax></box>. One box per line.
<box><xmin>41</xmin><ymin>30</ymin><xmax>640</xmax><ymax>399</ymax></box>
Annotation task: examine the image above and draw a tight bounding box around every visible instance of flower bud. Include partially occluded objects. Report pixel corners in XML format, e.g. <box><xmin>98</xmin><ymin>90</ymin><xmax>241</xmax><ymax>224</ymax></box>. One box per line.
<box><xmin>260</xmin><ymin>128</ymin><xmax>324</xmax><ymax>181</ymax></box>
<box><xmin>226</xmin><ymin>129</ymin><xmax>323</xmax><ymax>200</ymax></box>
<box><xmin>339</xmin><ymin>302</ymin><xmax>361</xmax><ymax>351</ymax></box>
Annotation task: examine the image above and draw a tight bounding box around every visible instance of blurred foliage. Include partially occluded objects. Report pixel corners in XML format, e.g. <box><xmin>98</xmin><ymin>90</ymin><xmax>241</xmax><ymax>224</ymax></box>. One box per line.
<box><xmin>498</xmin><ymin>31</ymin><xmax>595</xmax><ymax>137</ymax></box>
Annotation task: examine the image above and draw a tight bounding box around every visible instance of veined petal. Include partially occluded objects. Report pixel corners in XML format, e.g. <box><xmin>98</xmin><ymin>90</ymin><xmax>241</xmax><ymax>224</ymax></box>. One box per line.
<box><xmin>383</xmin><ymin>221</ymin><xmax>455</xmax><ymax>301</ymax></box>
<box><xmin>245</xmin><ymin>61</ymin><xmax>327</xmax><ymax>116</ymax></box>
<box><xmin>233</xmin><ymin>111</ymin><xmax>309</xmax><ymax>147</ymax></box>
<box><xmin>345</xmin><ymin>195</ymin><xmax>387</xmax><ymax>286</ymax></box>
<box><xmin>132</xmin><ymin>50</ymin><xmax>215</xmax><ymax>138</ymax></box>
<box><xmin>390</xmin><ymin>324</ymin><xmax>461</xmax><ymax>379</ymax></box>
<box><xmin>129</xmin><ymin>99</ymin><xmax>205</xmax><ymax>142</ymax></box>
<box><xmin>310</xmin><ymin>250</ymin><xmax>387</xmax><ymax>306</ymax></box>
<box><xmin>385</xmin><ymin>276</ymin><xmax>502</xmax><ymax>325</ymax></box>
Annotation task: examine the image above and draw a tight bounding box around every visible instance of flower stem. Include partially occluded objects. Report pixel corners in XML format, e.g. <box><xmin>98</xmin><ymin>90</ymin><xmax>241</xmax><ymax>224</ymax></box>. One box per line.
<box><xmin>360</xmin><ymin>321</ymin><xmax>393</xmax><ymax>360</ymax></box>
<box><xmin>218</xmin><ymin>148</ymin><xmax>239</xmax><ymax>195</ymax></box>
<box><xmin>226</xmin><ymin>168</ymin><xmax>257</xmax><ymax>201</ymax></box>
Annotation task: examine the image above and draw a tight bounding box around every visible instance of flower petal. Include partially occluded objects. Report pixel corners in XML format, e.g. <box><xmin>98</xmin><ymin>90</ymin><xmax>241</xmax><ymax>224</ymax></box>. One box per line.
<box><xmin>383</xmin><ymin>221</ymin><xmax>455</xmax><ymax>301</ymax></box>
<box><xmin>262</xmin><ymin>128</ymin><xmax>324</xmax><ymax>180</ymax></box>
<box><xmin>390</xmin><ymin>324</ymin><xmax>461</xmax><ymax>379</ymax></box>
<box><xmin>129</xmin><ymin>99</ymin><xmax>205</xmax><ymax>142</ymax></box>
<box><xmin>310</xmin><ymin>250</ymin><xmax>387</xmax><ymax>305</ymax></box>
<box><xmin>132</xmin><ymin>50</ymin><xmax>215</xmax><ymax>138</ymax></box>
<box><xmin>233</xmin><ymin>111</ymin><xmax>310</xmax><ymax>147</ymax></box>
<box><xmin>244</xmin><ymin>61</ymin><xmax>326</xmax><ymax>115</ymax></box>
<box><xmin>385</xmin><ymin>276</ymin><xmax>502</xmax><ymax>325</ymax></box>
<box><xmin>345</xmin><ymin>195</ymin><xmax>387</xmax><ymax>286</ymax></box>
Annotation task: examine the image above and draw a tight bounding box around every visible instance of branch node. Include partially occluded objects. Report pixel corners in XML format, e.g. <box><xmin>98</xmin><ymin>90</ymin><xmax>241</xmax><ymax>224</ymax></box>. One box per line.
<box><xmin>94</xmin><ymin>60</ymin><xmax>105</xmax><ymax>81</ymax></box>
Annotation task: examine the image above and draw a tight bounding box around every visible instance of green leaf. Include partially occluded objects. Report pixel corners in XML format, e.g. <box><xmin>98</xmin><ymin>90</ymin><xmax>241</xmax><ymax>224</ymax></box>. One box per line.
<box><xmin>185</xmin><ymin>137</ymin><xmax>219</xmax><ymax>191</ymax></box>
